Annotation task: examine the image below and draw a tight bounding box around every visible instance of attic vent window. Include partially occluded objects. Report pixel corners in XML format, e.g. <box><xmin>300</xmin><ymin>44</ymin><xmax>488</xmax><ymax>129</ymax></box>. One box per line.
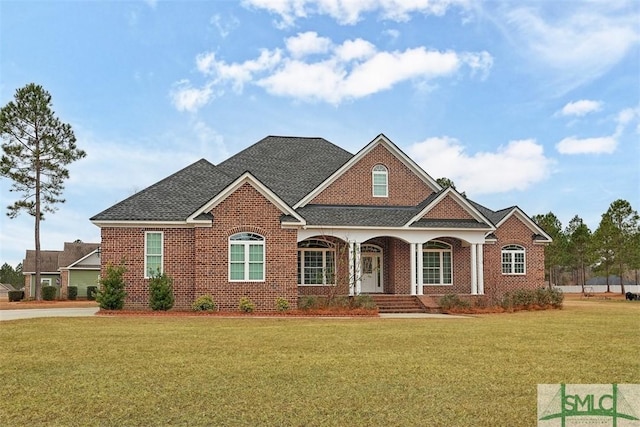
<box><xmin>372</xmin><ymin>164</ymin><xmax>388</xmax><ymax>197</ymax></box>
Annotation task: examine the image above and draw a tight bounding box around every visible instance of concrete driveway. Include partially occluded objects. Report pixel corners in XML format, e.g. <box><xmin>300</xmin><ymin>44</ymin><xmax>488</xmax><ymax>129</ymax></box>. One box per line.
<box><xmin>0</xmin><ymin>307</ymin><xmax>99</xmax><ymax>321</ymax></box>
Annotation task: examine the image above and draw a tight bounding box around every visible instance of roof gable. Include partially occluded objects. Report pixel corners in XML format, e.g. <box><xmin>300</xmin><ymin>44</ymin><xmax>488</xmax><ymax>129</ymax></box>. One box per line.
<box><xmin>495</xmin><ymin>207</ymin><xmax>553</xmax><ymax>243</ymax></box>
<box><xmin>295</xmin><ymin>134</ymin><xmax>441</xmax><ymax>208</ymax></box>
<box><xmin>406</xmin><ymin>188</ymin><xmax>494</xmax><ymax>229</ymax></box>
<box><xmin>188</xmin><ymin>172</ymin><xmax>306</xmax><ymax>225</ymax></box>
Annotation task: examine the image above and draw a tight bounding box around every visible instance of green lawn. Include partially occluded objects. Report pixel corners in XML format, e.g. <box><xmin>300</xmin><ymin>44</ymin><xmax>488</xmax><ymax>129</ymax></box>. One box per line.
<box><xmin>1</xmin><ymin>300</ymin><xmax>638</xmax><ymax>426</ymax></box>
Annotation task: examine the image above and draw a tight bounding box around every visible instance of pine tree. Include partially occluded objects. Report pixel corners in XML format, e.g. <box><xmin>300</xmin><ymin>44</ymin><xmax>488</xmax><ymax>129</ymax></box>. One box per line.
<box><xmin>0</xmin><ymin>83</ymin><xmax>86</xmax><ymax>300</ymax></box>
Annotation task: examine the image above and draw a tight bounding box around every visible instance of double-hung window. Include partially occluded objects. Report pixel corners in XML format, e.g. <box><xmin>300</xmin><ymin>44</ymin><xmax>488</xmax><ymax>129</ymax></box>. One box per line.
<box><xmin>145</xmin><ymin>231</ymin><xmax>163</xmax><ymax>278</ymax></box>
<box><xmin>298</xmin><ymin>240</ymin><xmax>335</xmax><ymax>285</ymax></box>
<box><xmin>501</xmin><ymin>245</ymin><xmax>525</xmax><ymax>275</ymax></box>
<box><xmin>229</xmin><ymin>233</ymin><xmax>265</xmax><ymax>281</ymax></box>
<box><xmin>372</xmin><ymin>164</ymin><xmax>388</xmax><ymax>197</ymax></box>
<box><xmin>422</xmin><ymin>241</ymin><xmax>452</xmax><ymax>285</ymax></box>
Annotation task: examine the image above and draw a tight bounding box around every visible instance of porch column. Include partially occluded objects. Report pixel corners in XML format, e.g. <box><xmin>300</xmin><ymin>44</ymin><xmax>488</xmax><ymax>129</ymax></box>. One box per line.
<box><xmin>348</xmin><ymin>241</ymin><xmax>362</xmax><ymax>296</ymax></box>
<box><xmin>477</xmin><ymin>244</ymin><xmax>484</xmax><ymax>295</ymax></box>
<box><xmin>470</xmin><ymin>243</ymin><xmax>478</xmax><ymax>295</ymax></box>
<box><xmin>354</xmin><ymin>242</ymin><xmax>362</xmax><ymax>295</ymax></box>
<box><xmin>417</xmin><ymin>242</ymin><xmax>424</xmax><ymax>295</ymax></box>
<box><xmin>410</xmin><ymin>243</ymin><xmax>417</xmax><ymax>295</ymax></box>
<box><xmin>348</xmin><ymin>241</ymin><xmax>355</xmax><ymax>296</ymax></box>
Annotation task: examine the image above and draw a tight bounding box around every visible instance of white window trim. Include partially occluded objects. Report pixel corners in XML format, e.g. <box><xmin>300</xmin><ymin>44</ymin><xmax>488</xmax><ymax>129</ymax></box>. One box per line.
<box><xmin>229</xmin><ymin>233</ymin><xmax>265</xmax><ymax>282</ymax></box>
<box><xmin>501</xmin><ymin>244</ymin><xmax>526</xmax><ymax>275</ymax></box>
<box><xmin>298</xmin><ymin>248</ymin><xmax>336</xmax><ymax>286</ymax></box>
<box><xmin>422</xmin><ymin>241</ymin><xmax>453</xmax><ymax>286</ymax></box>
<box><xmin>144</xmin><ymin>231</ymin><xmax>164</xmax><ymax>279</ymax></box>
<box><xmin>41</xmin><ymin>278</ymin><xmax>52</xmax><ymax>286</ymax></box>
<box><xmin>298</xmin><ymin>239</ymin><xmax>336</xmax><ymax>286</ymax></box>
<box><xmin>372</xmin><ymin>164</ymin><xmax>388</xmax><ymax>198</ymax></box>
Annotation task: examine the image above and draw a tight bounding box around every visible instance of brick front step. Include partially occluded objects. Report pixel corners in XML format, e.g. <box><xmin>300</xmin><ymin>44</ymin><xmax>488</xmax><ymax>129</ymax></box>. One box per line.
<box><xmin>369</xmin><ymin>295</ymin><xmax>441</xmax><ymax>314</ymax></box>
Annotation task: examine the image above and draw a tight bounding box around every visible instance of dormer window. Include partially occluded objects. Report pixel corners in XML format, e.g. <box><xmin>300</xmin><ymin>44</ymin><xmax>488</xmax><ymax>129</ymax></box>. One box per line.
<box><xmin>372</xmin><ymin>164</ymin><xmax>388</xmax><ymax>197</ymax></box>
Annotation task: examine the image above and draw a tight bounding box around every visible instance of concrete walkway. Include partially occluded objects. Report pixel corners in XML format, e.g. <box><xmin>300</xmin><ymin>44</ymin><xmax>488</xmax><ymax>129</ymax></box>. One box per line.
<box><xmin>0</xmin><ymin>307</ymin><xmax>99</xmax><ymax>321</ymax></box>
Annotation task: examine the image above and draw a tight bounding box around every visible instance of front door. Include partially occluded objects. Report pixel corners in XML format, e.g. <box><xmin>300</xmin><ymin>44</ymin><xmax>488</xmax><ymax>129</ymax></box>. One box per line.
<box><xmin>361</xmin><ymin>252</ymin><xmax>383</xmax><ymax>293</ymax></box>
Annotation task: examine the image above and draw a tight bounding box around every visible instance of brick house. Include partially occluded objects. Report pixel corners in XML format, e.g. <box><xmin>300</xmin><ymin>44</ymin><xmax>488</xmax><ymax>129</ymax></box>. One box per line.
<box><xmin>90</xmin><ymin>134</ymin><xmax>551</xmax><ymax>311</ymax></box>
<box><xmin>23</xmin><ymin>241</ymin><xmax>101</xmax><ymax>299</ymax></box>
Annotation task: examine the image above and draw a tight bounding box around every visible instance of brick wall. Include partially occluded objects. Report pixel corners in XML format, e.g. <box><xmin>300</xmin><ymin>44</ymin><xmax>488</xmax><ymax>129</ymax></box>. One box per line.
<box><xmin>311</xmin><ymin>144</ymin><xmax>435</xmax><ymax>206</ymax></box>
<box><xmin>483</xmin><ymin>215</ymin><xmax>546</xmax><ymax>298</ymax></box>
<box><xmin>100</xmin><ymin>227</ymin><xmax>196</xmax><ymax>310</ymax></box>
<box><xmin>423</xmin><ymin>195</ymin><xmax>474</xmax><ymax>220</ymax></box>
<box><xmin>194</xmin><ymin>183</ymin><xmax>299</xmax><ymax>312</ymax></box>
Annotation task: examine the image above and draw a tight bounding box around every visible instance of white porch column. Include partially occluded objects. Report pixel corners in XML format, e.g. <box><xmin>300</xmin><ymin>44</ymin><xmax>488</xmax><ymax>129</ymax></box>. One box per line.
<box><xmin>470</xmin><ymin>243</ymin><xmax>478</xmax><ymax>295</ymax></box>
<box><xmin>477</xmin><ymin>244</ymin><xmax>484</xmax><ymax>295</ymax></box>
<box><xmin>348</xmin><ymin>241</ymin><xmax>355</xmax><ymax>296</ymax></box>
<box><xmin>354</xmin><ymin>242</ymin><xmax>362</xmax><ymax>295</ymax></box>
<box><xmin>417</xmin><ymin>242</ymin><xmax>424</xmax><ymax>295</ymax></box>
<box><xmin>410</xmin><ymin>243</ymin><xmax>417</xmax><ymax>296</ymax></box>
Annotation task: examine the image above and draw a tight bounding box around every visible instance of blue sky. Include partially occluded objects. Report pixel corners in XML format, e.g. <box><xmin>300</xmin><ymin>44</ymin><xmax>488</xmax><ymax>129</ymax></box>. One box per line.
<box><xmin>1</xmin><ymin>0</ymin><xmax>638</xmax><ymax>267</ymax></box>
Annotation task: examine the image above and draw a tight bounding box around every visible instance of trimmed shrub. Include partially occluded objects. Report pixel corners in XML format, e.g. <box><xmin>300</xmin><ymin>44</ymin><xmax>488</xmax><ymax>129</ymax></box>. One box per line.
<box><xmin>96</xmin><ymin>263</ymin><xmax>127</xmax><ymax>310</ymax></box>
<box><xmin>149</xmin><ymin>272</ymin><xmax>174</xmax><ymax>311</ymax></box>
<box><xmin>86</xmin><ymin>286</ymin><xmax>98</xmax><ymax>301</ymax></box>
<box><xmin>68</xmin><ymin>286</ymin><xmax>78</xmax><ymax>301</ymax></box>
<box><xmin>239</xmin><ymin>297</ymin><xmax>255</xmax><ymax>313</ymax></box>
<box><xmin>8</xmin><ymin>290</ymin><xmax>24</xmax><ymax>302</ymax></box>
<box><xmin>352</xmin><ymin>295</ymin><xmax>376</xmax><ymax>309</ymax></box>
<box><xmin>440</xmin><ymin>294</ymin><xmax>471</xmax><ymax>311</ymax></box>
<box><xmin>192</xmin><ymin>295</ymin><xmax>216</xmax><ymax>312</ymax></box>
<box><xmin>275</xmin><ymin>297</ymin><xmax>290</xmax><ymax>312</ymax></box>
<box><xmin>299</xmin><ymin>295</ymin><xmax>319</xmax><ymax>310</ymax></box>
<box><xmin>42</xmin><ymin>286</ymin><xmax>57</xmax><ymax>301</ymax></box>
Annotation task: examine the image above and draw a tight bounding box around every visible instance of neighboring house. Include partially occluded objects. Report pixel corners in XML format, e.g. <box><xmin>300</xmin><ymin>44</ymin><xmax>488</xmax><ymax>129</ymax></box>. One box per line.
<box><xmin>91</xmin><ymin>134</ymin><xmax>552</xmax><ymax>311</ymax></box>
<box><xmin>22</xmin><ymin>242</ymin><xmax>101</xmax><ymax>299</ymax></box>
<box><xmin>0</xmin><ymin>283</ymin><xmax>17</xmax><ymax>299</ymax></box>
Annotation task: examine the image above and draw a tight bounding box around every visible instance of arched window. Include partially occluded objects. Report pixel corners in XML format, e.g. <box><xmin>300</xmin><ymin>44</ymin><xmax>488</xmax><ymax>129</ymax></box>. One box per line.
<box><xmin>229</xmin><ymin>232</ymin><xmax>265</xmax><ymax>281</ymax></box>
<box><xmin>501</xmin><ymin>244</ymin><xmax>525</xmax><ymax>275</ymax></box>
<box><xmin>372</xmin><ymin>164</ymin><xmax>388</xmax><ymax>197</ymax></box>
<box><xmin>423</xmin><ymin>240</ymin><xmax>452</xmax><ymax>285</ymax></box>
<box><xmin>298</xmin><ymin>239</ymin><xmax>335</xmax><ymax>286</ymax></box>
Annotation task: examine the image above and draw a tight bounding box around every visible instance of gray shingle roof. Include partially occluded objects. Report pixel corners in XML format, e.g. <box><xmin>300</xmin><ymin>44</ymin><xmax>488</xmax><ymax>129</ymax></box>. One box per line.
<box><xmin>297</xmin><ymin>204</ymin><xmax>418</xmax><ymax>227</ymax></box>
<box><xmin>91</xmin><ymin>159</ymin><xmax>234</xmax><ymax>221</ymax></box>
<box><xmin>410</xmin><ymin>219</ymin><xmax>492</xmax><ymax>229</ymax></box>
<box><xmin>218</xmin><ymin>136</ymin><xmax>352</xmax><ymax>206</ymax></box>
<box><xmin>92</xmin><ymin>137</ymin><xmax>353</xmax><ymax>222</ymax></box>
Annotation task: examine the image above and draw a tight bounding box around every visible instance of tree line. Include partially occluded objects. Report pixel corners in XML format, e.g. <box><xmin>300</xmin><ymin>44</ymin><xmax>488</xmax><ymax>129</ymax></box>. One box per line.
<box><xmin>534</xmin><ymin>199</ymin><xmax>640</xmax><ymax>293</ymax></box>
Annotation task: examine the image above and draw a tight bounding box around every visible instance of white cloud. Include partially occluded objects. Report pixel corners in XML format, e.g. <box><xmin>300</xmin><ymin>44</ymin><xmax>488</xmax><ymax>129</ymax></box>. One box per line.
<box><xmin>171</xmin><ymin>34</ymin><xmax>493</xmax><ymax>109</ymax></box>
<box><xmin>558</xmin><ymin>100</ymin><xmax>602</xmax><ymax>117</ymax></box>
<box><xmin>500</xmin><ymin>3</ymin><xmax>640</xmax><ymax>91</ymax></box>
<box><xmin>170</xmin><ymin>80</ymin><xmax>214</xmax><ymax>112</ymax></box>
<box><xmin>211</xmin><ymin>13</ymin><xmax>239</xmax><ymax>38</ymax></box>
<box><xmin>407</xmin><ymin>136</ymin><xmax>554</xmax><ymax>194</ymax></box>
<box><xmin>242</xmin><ymin>0</ymin><xmax>472</xmax><ymax>27</ymax></box>
<box><xmin>286</xmin><ymin>32</ymin><xmax>332</xmax><ymax>58</ymax></box>
<box><xmin>556</xmin><ymin>136</ymin><xmax>617</xmax><ymax>154</ymax></box>
<box><xmin>555</xmin><ymin>106</ymin><xmax>639</xmax><ymax>154</ymax></box>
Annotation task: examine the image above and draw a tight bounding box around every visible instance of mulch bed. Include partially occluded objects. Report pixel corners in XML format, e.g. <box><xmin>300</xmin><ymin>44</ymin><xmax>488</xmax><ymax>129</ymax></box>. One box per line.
<box><xmin>96</xmin><ymin>308</ymin><xmax>379</xmax><ymax>317</ymax></box>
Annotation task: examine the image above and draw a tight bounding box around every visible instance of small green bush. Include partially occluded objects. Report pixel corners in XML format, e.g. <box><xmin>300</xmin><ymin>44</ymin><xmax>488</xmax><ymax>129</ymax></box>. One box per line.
<box><xmin>239</xmin><ymin>297</ymin><xmax>255</xmax><ymax>313</ymax></box>
<box><xmin>351</xmin><ymin>295</ymin><xmax>376</xmax><ymax>309</ymax></box>
<box><xmin>68</xmin><ymin>286</ymin><xmax>78</xmax><ymax>300</ymax></box>
<box><xmin>439</xmin><ymin>294</ymin><xmax>471</xmax><ymax>311</ymax></box>
<box><xmin>275</xmin><ymin>297</ymin><xmax>290</xmax><ymax>312</ymax></box>
<box><xmin>8</xmin><ymin>290</ymin><xmax>23</xmax><ymax>302</ymax></box>
<box><xmin>299</xmin><ymin>295</ymin><xmax>319</xmax><ymax>310</ymax></box>
<box><xmin>192</xmin><ymin>295</ymin><xmax>216</xmax><ymax>312</ymax></box>
<box><xmin>149</xmin><ymin>272</ymin><xmax>174</xmax><ymax>311</ymax></box>
<box><xmin>86</xmin><ymin>286</ymin><xmax>98</xmax><ymax>301</ymax></box>
<box><xmin>42</xmin><ymin>286</ymin><xmax>57</xmax><ymax>301</ymax></box>
<box><xmin>96</xmin><ymin>263</ymin><xmax>127</xmax><ymax>310</ymax></box>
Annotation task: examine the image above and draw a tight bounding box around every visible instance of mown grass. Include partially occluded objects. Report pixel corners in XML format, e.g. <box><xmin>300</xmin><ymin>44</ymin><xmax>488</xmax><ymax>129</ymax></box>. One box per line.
<box><xmin>1</xmin><ymin>300</ymin><xmax>638</xmax><ymax>426</ymax></box>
